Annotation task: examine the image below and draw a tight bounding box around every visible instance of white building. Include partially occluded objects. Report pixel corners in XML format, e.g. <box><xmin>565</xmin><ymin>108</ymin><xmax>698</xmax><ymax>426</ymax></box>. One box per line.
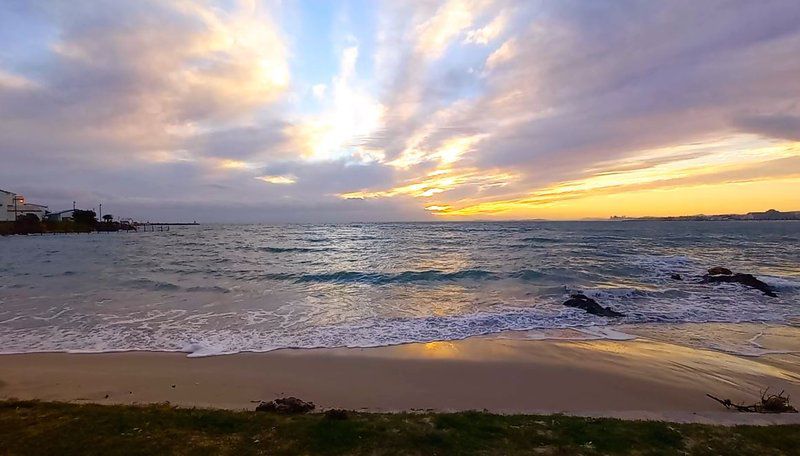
<box><xmin>0</xmin><ymin>189</ymin><xmax>14</xmax><ymax>222</ymax></box>
<box><xmin>0</xmin><ymin>189</ymin><xmax>48</xmax><ymax>221</ymax></box>
<box><xmin>19</xmin><ymin>202</ymin><xmax>49</xmax><ymax>220</ymax></box>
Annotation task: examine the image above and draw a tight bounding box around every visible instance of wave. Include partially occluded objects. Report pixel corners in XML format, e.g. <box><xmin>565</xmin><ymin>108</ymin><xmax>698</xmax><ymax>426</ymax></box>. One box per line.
<box><xmin>185</xmin><ymin>285</ymin><xmax>231</xmax><ymax>294</ymax></box>
<box><xmin>302</xmin><ymin>238</ymin><xmax>330</xmax><ymax>243</ymax></box>
<box><xmin>508</xmin><ymin>269</ymin><xmax>547</xmax><ymax>281</ymax></box>
<box><xmin>504</xmin><ymin>327</ymin><xmax>638</xmax><ymax>342</ymax></box>
<box><xmin>259</xmin><ymin>246</ymin><xmax>323</xmax><ymax>253</ymax></box>
<box><xmin>254</xmin><ymin>268</ymin><xmax>585</xmax><ymax>285</ymax></box>
<box><xmin>761</xmin><ymin>276</ymin><xmax>800</xmax><ymax>291</ymax></box>
<box><xmin>5</xmin><ymin>306</ymin><xmax>797</xmax><ymax>358</ymax></box>
<box><xmin>520</xmin><ymin>236</ymin><xmax>562</xmax><ymax>243</ymax></box>
<box><xmin>0</xmin><ymin>305</ymin><xmax>606</xmax><ymax>358</ymax></box>
<box><xmin>291</xmin><ymin>269</ymin><xmax>498</xmax><ymax>284</ymax></box>
<box><xmin>124</xmin><ymin>278</ymin><xmax>181</xmax><ymax>291</ymax></box>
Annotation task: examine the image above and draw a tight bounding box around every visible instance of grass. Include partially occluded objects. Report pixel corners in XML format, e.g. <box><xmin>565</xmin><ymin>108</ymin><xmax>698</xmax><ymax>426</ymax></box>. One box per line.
<box><xmin>1</xmin><ymin>400</ymin><xmax>799</xmax><ymax>455</ymax></box>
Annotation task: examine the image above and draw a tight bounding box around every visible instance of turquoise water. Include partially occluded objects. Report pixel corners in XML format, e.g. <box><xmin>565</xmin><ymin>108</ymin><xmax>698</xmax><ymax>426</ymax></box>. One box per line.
<box><xmin>1</xmin><ymin>221</ymin><xmax>798</xmax><ymax>356</ymax></box>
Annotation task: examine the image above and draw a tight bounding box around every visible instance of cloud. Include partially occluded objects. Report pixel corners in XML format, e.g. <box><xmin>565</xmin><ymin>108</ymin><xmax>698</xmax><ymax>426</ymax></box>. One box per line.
<box><xmin>0</xmin><ymin>0</ymin><xmax>290</xmax><ymax>166</ymax></box>
<box><xmin>464</xmin><ymin>10</ymin><xmax>508</xmax><ymax>45</ymax></box>
<box><xmin>733</xmin><ymin>114</ymin><xmax>800</xmax><ymax>141</ymax></box>
<box><xmin>260</xmin><ymin>159</ymin><xmax>395</xmax><ymax>195</ymax></box>
<box><xmin>256</xmin><ymin>174</ymin><xmax>296</xmax><ymax>184</ymax></box>
<box><xmin>182</xmin><ymin>124</ymin><xmax>291</xmax><ymax>161</ymax></box>
<box><xmin>351</xmin><ymin>0</ymin><xmax>800</xmax><ymax>218</ymax></box>
<box><xmin>287</xmin><ymin>44</ymin><xmax>386</xmax><ymax>161</ymax></box>
<box><xmin>484</xmin><ymin>38</ymin><xmax>515</xmax><ymax>70</ymax></box>
<box><xmin>428</xmin><ymin>137</ymin><xmax>800</xmax><ymax>216</ymax></box>
<box><xmin>415</xmin><ymin>0</ymin><xmax>480</xmax><ymax>59</ymax></box>
<box><xmin>312</xmin><ymin>84</ymin><xmax>327</xmax><ymax>99</ymax></box>
<box><xmin>1</xmin><ymin>0</ymin><xmax>799</xmax><ymax>221</ymax></box>
<box><xmin>0</xmin><ymin>69</ymin><xmax>39</xmax><ymax>89</ymax></box>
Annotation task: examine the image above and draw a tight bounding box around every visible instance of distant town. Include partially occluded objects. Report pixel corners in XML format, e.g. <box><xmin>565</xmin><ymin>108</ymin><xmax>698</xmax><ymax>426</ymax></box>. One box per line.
<box><xmin>610</xmin><ymin>209</ymin><xmax>800</xmax><ymax>221</ymax></box>
<box><xmin>1</xmin><ymin>188</ymin><xmax>197</xmax><ymax>235</ymax></box>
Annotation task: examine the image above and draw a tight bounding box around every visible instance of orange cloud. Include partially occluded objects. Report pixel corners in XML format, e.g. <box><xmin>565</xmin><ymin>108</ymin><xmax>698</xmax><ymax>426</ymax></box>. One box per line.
<box><xmin>426</xmin><ymin>138</ymin><xmax>800</xmax><ymax>218</ymax></box>
<box><xmin>340</xmin><ymin>168</ymin><xmax>515</xmax><ymax>199</ymax></box>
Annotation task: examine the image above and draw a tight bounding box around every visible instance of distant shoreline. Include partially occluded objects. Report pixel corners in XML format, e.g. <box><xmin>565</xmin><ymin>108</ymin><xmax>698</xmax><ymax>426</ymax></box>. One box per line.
<box><xmin>617</xmin><ymin>218</ymin><xmax>800</xmax><ymax>222</ymax></box>
<box><xmin>610</xmin><ymin>209</ymin><xmax>800</xmax><ymax>222</ymax></box>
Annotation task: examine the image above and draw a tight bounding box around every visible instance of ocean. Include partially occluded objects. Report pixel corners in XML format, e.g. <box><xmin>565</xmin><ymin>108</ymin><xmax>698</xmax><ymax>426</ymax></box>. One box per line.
<box><xmin>1</xmin><ymin>221</ymin><xmax>798</xmax><ymax>357</ymax></box>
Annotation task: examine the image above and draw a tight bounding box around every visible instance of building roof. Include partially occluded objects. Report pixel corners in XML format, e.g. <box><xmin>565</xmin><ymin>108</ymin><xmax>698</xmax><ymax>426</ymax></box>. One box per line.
<box><xmin>0</xmin><ymin>188</ymin><xmax>16</xmax><ymax>195</ymax></box>
<box><xmin>51</xmin><ymin>209</ymin><xmax>77</xmax><ymax>215</ymax></box>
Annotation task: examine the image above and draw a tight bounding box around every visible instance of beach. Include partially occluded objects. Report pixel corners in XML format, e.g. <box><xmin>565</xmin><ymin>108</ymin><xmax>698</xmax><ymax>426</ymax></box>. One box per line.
<box><xmin>2</xmin><ymin>324</ymin><xmax>799</xmax><ymax>425</ymax></box>
<box><xmin>4</xmin><ymin>1</ymin><xmax>800</xmax><ymax>451</ymax></box>
<box><xmin>2</xmin><ymin>223</ymin><xmax>800</xmax><ymax>426</ymax></box>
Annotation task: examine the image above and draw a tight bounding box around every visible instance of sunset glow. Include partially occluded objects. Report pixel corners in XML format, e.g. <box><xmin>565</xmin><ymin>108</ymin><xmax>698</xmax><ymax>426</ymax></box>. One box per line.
<box><xmin>1</xmin><ymin>1</ymin><xmax>799</xmax><ymax>221</ymax></box>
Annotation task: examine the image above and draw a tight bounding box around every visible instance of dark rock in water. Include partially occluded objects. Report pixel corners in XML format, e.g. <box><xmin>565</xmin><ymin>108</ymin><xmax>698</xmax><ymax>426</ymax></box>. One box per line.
<box><xmin>707</xmin><ymin>267</ymin><xmax>733</xmax><ymax>276</ymax></box>
<box><xmin>671</xmin><ymin>273</ymin><xmax>683</xmax><ymax>281</ymax></box>
<box><xmin>563</xmin><ymin>294</ymin><xmax>624</xmax><ymax>317</ymax></box>
<box><xmin>701</xmin><ymin>273</ymin><xmax>777</xmax><ymax>297</ymax></box>
<box><xmin>324</xmin><ymin>409</ymin><xmax>349</xmax><ymax>420</ymax></box>
<box><xmin>256</xmin><ymin>397</ymin><xmax>315</xmax><ymax>414</ymax></box>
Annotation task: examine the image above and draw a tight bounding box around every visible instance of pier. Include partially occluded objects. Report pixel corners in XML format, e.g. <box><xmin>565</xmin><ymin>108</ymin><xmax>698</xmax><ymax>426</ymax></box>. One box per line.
<box><xmin>135</xmin><ymin>222</ymin><xmax>199</xmax><ymax>232</ymax></box>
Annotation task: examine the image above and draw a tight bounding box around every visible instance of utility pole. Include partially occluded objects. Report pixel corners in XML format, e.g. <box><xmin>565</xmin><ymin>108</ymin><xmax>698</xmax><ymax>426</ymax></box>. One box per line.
<box><xmin>99</xmin><ymin>203</ymin><xmax>102</xmax><ymax>220</ymax></box>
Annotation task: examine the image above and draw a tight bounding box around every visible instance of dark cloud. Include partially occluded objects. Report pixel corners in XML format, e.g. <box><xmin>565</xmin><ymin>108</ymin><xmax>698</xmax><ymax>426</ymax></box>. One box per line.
<box><xmin>733</xmin><ymin>114</ymin><xmax>800</xmax><ymax>141</ymax></box>
<box><xmin>184</xmin><ymin>124</ymin><xmax>291</xmax><ymax>160</ymax></box>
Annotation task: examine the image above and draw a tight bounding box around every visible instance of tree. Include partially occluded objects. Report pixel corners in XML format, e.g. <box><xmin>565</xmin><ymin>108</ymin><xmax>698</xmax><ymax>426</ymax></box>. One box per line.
<box><xmin>72</xmin><ymin>210</ymin><xmax>97</xmax><ymax>228</ymax></box>
<box><xmin>14</xmin><ymin>213</ymin><xmax>43</xmax><ymax>234</ymax></box>
<box><xmin>102</xmin><ymin>214</ymin><xmax>114</xmax><ymax>223</ymax></box>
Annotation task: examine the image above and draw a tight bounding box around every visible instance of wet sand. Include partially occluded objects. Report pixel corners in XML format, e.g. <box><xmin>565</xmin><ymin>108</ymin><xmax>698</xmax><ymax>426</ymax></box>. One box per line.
<box><xmin>2</xmin><ymin>328</ymin><xmax>800</xmax><ymax>424</ymax></box>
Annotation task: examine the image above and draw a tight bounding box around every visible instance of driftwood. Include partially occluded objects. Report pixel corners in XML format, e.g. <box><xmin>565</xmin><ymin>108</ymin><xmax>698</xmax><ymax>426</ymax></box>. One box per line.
<box><xmin>707</xmin><ymin>389</ymin><xmax>797</xmax><ymax>413</ymax></box>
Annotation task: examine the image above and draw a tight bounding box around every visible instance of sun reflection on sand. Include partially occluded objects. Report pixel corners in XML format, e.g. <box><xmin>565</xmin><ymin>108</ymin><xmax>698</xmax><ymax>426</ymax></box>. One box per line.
<box><xmin>374</xmin><ymin>327</ymin><xmax>800</xmax><ymax>395</ymax></box>
<box><xmin>421</xmin><ymin>341</ymin><xmax>460</xmax><ymax>358</ymax></box>
<box><xmin>557</xmin><ymin>338</ymin><xmax>800</xmax><ymax>384</ymax></box>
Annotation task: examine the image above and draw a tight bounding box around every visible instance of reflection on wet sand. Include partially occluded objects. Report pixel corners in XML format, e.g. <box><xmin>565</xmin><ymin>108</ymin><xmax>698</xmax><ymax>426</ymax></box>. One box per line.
<box><xmin>387</xmin><ymin>324</ymin><xmax>800</xmax><ymax>400</ymax></box>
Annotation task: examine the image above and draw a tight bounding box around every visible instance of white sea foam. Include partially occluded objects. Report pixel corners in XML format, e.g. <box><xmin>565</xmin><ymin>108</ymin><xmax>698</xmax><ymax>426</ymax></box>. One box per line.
<box><xmin>574</xmin><ymin>326</ymin><xmax>638</xmax><ymax>340</ymax></box>
<box><xmin>761</xmin><ymin>276</ymin><xmax>800</xmax><ymax>290</ymax></box>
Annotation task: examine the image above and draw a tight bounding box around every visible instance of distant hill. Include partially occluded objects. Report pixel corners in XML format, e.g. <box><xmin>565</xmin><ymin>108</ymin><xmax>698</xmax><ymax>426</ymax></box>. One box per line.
<box><xmin>610</xmin><ymin>209</ymin><xmax>800</xmax><ymax>221</ymax></box>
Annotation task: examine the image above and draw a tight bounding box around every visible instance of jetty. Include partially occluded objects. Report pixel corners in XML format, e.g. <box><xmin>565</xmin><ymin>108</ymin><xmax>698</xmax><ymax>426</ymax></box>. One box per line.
<box><xmin>134</xmin><ymin>222</ymin><xmax>199</xmax><ymax>232</ymax></box>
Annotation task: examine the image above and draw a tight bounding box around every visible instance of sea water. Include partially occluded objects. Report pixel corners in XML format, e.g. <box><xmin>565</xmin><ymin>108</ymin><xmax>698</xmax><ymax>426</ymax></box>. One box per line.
<box><xmin>1</xmin><ymin>221</ymin><xmax>798</xmax><ymax>356</ymax></box>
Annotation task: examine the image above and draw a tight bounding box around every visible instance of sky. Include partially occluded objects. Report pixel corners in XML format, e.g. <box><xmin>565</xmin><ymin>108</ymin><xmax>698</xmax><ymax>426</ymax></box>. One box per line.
<box><xmin>1</xmin><ymin>0</ymin><xmax>799</xmax><ymax>222</ymax></box>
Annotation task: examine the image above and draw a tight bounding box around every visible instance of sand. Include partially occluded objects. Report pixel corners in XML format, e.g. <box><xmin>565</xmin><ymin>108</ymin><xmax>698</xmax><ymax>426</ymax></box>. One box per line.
<box><xmin>2</xmin><ymin>328</ymin><xmax>800</xmax><ymax>424</ymax></box>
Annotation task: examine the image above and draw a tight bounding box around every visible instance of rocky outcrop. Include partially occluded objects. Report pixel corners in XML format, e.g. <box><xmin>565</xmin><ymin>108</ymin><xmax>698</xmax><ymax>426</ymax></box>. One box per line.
<box><xmin>701</xmin><ymin>268</ymin><xmax>777</xmax><ymax>297</ymax></box>
<box><xmin>563</xmin><ymin>294</ymin><xmax>624</xmax><ymax>317</ymax></box>
<box><xmin>256</xmin><ymin>397</ymin><xmax>315</xmax><ymax>414</ymax></box>
<box><xmin>707</xmin><ymin>267</ymin><xmax>733</xmax><ymax>276</ymax></box>
<box><xmin>701</xmin><ymin>273</ymin><xmax>777</xmax><ymax>297</ymax></box>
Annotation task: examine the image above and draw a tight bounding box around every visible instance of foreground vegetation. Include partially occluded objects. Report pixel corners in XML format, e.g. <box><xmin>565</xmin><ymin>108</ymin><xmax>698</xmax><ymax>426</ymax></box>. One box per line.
<box><xmin>1</xmin><ymin>401</ymin><xmax>799</xmax><ymax>455</ymax></box>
